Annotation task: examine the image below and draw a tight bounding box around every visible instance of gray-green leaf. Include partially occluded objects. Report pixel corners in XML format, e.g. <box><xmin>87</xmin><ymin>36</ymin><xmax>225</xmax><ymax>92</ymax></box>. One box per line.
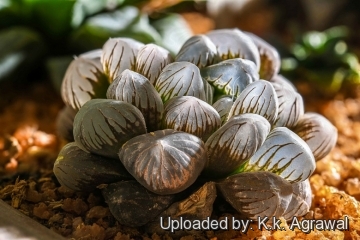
<box><xmin>283</xmin><ymin>180</ymin><xmax>312</xmax><ymax>220</ymax></box>
<box><xmin>272</xmin><ymin>83</ymin><xmax>304</xmax><ymax>128</ymax></box>
<box><xmin>79</xmin><ymin>49</ymin><xmax>102</xmax><ymax>60</ymax></box>
<box><xmin>61</xmin><ymin>57</ymin><xmax>109</xmax><ymax>111</ymax></box>
<box><xmin>53</xmin><ymin>142</ymin><xmax>132</xmax><ymax>192</ymax></box>
<box><xmin>240</xmin><ymin>127</ymin><xmax>316</xmax><ymax>183</ymax></box>
<box><xmin>270</xmin><ymin>74</ymin><xmax>297</xmax><ymax>92</ymax></box>
<box><xmin>162</xmin><ymin>96</ymin><xmax>221</xmax><ymax>141</ymax></box>
<box><xmin>217</xmin><ymin>171</ymin><xmax>293</xmax><ymax>220</ymax></box>
<box><xmin>203</xmin><ymin>78</ymin><xmax>215</xmax><ymax>104</ymax></box>
<box><xmin>204</xmin><ymin>113</ymin><xmax>270</xmax><ymax>176</ymax></box>
<box><xmin>292</xmin><ymin>113</ymin><xmax>337</xmax><ymax>160</ymax></box>
<box><xmin>73</xmin><ymin>99</ymin><xmax>147</xmax><ymax>158</ymax></box>
<box><xmin>119</xmin><ymin>129</ymin><xmax>207</xmax><ymax>195</ymax></box>
<box><xmin>155</xmin><ymin>62</ymin><xmax>206</xmax><ymax>102</ymax></box>
<box><xmin>228</xmin><ymin>80</ymin><xmax>278</xmax><ymax>124</ymax></box>
<box><xmin>101</xmin><ymin>37</ymin><xmax>144</xmax><ymax>82</ymax></box>
<box><xmin>245</xmin><ymin>32</ymin><xmax>281</xmax><ymax>80</ymax></box>
<box><xmin>135</xmin><ymin>43</ymin><xmax>173</xmax><ymax>85</ymax></box>
<box><xmin>175</xmin><ymin>34</ymin><xmax>218</xmax><ymax>68</ymax></box>
<box><xmin>206</xmin><ymin>29</ymin><xmax>260</xmax><ymax>70</ymax></box>
<box><xmin>212</xmin><ymin>96</ymin><xmax>233</xmax><ymax>125</ymax></box>
<box><xmin>106</xmin><ymin>69</ymin><xmax>163</xmax><ymax>132</ymax></box>
<box><xmin>152</xmin><ymin>13</ymin><xmax>193</xmax><ymax>56</ymax></box>
<box><xmin>201</xmin><ymin>58</ymin><xmax>259</xmax><ymax>98</ymax></box>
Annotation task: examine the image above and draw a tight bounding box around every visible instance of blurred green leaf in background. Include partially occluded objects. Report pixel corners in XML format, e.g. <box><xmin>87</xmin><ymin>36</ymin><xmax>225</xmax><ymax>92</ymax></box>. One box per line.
<box><xmin>281</xmin><ymin>26</ymin><xmax>360</xmax><ymax>95</ymax></box>
<box><xmin>0</xmin><ymin>0</ymin><xmax>193</xmax><ymax>90</ymax></box>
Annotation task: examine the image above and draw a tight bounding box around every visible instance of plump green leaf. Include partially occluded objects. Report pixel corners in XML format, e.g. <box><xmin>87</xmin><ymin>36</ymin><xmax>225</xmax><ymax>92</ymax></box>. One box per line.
<box><xmin>61</xmin><ymin>56</ymin><xmax>109</xmax><ymax>111</ymax></box>
<box><xmin>228</xmin><ymin>80</ymin><xmax>278</xmax><ymax>124</ymax></box>
<box><xmin>217</xmin><ymin>171</ymin><xmax>293</xmax><ymax>220</ymax></box>
<box><xmin>271</xmin><ymin>82</ymin><xmax>304</xmax><ymax>128</ymax></box>
<box><xmin>204</xmin><ymin>113</ymin><xmax>270</xmax><ymax>177</ymax></box>
<box><xmin>155</xmin><ymin>62</ymin><xmax>206</xmax><ymax>102</ymax></box>
<box><xmin>152</xmin><ymin>13</ymin><xmax>193</xmax><ymax>56</ymax></box>
<box><xmin>245</xmin><ymin>32</ymin><xmax>281</xmax><ymax>80</ymax></box>
<box><xmin>61</xmin><ymin>57</ymin><xmax>109</xmax><ymax>110</ymax></box>
<box><xmin>107</xmin><ymin>69</ymin><xmax>163</xmax><ymax>132</ymax></box>
<box><xmin>201</xmin><ymin>58</ymin><xmax>259</xmax><ymax>98</ymax></box>
<box><xmin>283</xmin><ymin>180</ymin><xmax>312</xmax><ymax>220</ymax></box>
<box><xmin>202</xmin><ymin>78</ymin><xmax>215</xmax><ymax>104</ymax></box>
<box><xmin>73</xmin><ymin>99</ymin><xmax>147</xmax><ymax>158</ymax></box>
<box><xmin>53</xmin><ymin>142</ymin><xmax>132</xmax><ymax>192</ymax></box>
<box><xmin>292</xmin><ymin>112</ymin><xmax>337</xmax><ymax>160</ymax></box>
<box><xmin>239</xmin><ymin>127</ymin><xmax>316</xmax><ymax>183</ymax></box>
<box><xmin>119</xmin><ymin>129</ymin><xmax>207</xmax><ymax>195</ymax></box>
<box><xmin>175</xmin><ymin>34</ymin><xmax>219</xmax><ymax>68</ymax></box>
<box><xmin>269</xmin><ymin>74</ymin><xmax>297</xmax><ymax>92</ymax></box>
<box><xmin>212</xmin><ymin>96</ymin><xmax>233</xmax><ymax>125</ymax></box>
<box><xmin>135</xmin><ymin>43</ymin><xmax>173</xmax><ymax>85</ymax></box>
<box><xmin>162</xmin><ymin>96</ymin><xmax>221</xmax><ymax>141</ymax></box>
<box><xmin>206</xmin><ymin>29</ymin><xmax>260</xmax><ymax>70</ymax></box>
<box><xmin>101</xmin><ymin>37</ymin><xmax>144</xmax><ymax>82</ymax></box>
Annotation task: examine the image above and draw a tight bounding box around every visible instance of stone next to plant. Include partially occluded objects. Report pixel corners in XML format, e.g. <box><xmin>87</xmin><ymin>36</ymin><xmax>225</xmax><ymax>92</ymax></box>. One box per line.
<box><xmin>53</xmin><ymin>28</ymin><xmax>338</xmax><ymax>235</ymax></box>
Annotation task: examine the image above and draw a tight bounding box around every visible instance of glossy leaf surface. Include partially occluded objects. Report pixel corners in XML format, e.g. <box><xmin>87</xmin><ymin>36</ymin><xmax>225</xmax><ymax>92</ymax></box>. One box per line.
<box><xmin>204</xmin><ymin>114</ymin><xmax>270</xmax><ymax>176</ymax></box>
<box><xmin>78</xmin><ymin>49</ymin><xmax>102</xmax><ymax>60</ymax></box>
<box><xmin>201</xmin><ymin>58</ymin><xmax>259</xmax><ymax>98</ymax></box>
<box><xmin>206</xmin><ymin>29</ymin><xmax>260</xmax><ymax>70</ymax></box>
<box><xmin>272</xmin><ymin>83</ymin><xmax>304</xmax><ymax>128</ymax></box>
<box><xmin>212</xmin><ymin>97</ymin><xmax>233</xmax><ymax>125</ymax></box>
<box><xmin>270</xmin><ymin>74</ymin><xmax>297</xmax><ymax>92</ymax></box>
<box><xmin>135</xmin><ymin>43</ymin><xmax>173</xmax><ymax>85</ymax></box>
<box><xmin>73</xmin><ymin>99</ymin><xmax>147</xmax><ymax>158</ymax></box>
<box><xmin>107</xmin><ymin>69</ymin><xmax>163</xmax><ymax>131</ymax></box>
<box><xmin>53</xmin><ymin>142</ymin><xmax>131</xmax><ymax>192</ymax></box>
<box><xmin>283</xmin><ymin>180</ymin><xmax>312</xmax><ymax>220</ymax></box>
<box><xmin>240</xmin><ymin>127</ymin><xmax>316</xmax><ymax>183</ymax></box>
<box><xmin>155</xmin><ymin>62</ymin><xmax>206</xmax><ymax>102</ymax></box>
<box><xmin>162</xmin><ymin>96</ymin><xmax>221</xmax><ymax>141</ymax></box>
<box><xmin>292</xmin><ymin>113</ymin><xmax>337</xmax><ymax>160</ymax></box>
<box><xmin>217</xmin><ymin>171</ymin><xmax>293</xmax><ymax>220</ymax></box>
<box><xmin>175</xmin><ymin>35</ymin><xmax>218</xmax><ymax>68</ymax></box>
<box><xmin>61</xmin><ymin>56</ymin><xmax>109</xmax><ymax>111</ymax></box>
<box><xmin>101</xmin><ymin>37</ymin><xmax>144</xmax><ymax>81</ymax></box>
<box><xmin>119</xmin><ymin>129</ymin><xmax>207</xmax><ymax>195</ymax></box>
<box><xmin>203</xmin><ymin>78</ymin><xmax>215</xmax><ymax>104</ymax></box>
<box><xmin>228</xmin><ymin>80</ymin><xmax>278</xmax><ymax>124</ymax></box>
<box><xmin>245</xmin><ymin>32</ymin><xmax>281</xmax><ymax>80</ymax></box>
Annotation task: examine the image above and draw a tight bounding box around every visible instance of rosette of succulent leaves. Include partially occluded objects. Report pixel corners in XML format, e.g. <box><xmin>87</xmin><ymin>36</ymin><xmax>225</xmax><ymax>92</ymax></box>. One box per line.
<box><xmin>54</xmin><ymin>28</ymin><xmax>337</xmax><ymax>228</ymax></box>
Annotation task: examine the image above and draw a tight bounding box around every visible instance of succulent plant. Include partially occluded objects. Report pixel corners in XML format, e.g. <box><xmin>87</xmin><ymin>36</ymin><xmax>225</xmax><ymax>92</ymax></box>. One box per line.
<box><xmin>55</xmin><ymin>29</ymin><xmax>337</xmax><ymax>228</ymax></box>
<box><xmin>245</xmin><ymin>32</ymin><xmax>281</xmax><ymax>80</ymax></box>
<box><xmin>61</xmin><ymin>53</ymin><xmax>109</xmax><ymax>111</ymax></box>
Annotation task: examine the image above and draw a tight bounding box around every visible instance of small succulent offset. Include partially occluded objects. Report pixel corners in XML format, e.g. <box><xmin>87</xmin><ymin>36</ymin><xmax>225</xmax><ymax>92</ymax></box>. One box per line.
<box><xmin>54</xmin><ymin>29</ymin><xmax>337</xmax><ymax>228</ymax></box>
